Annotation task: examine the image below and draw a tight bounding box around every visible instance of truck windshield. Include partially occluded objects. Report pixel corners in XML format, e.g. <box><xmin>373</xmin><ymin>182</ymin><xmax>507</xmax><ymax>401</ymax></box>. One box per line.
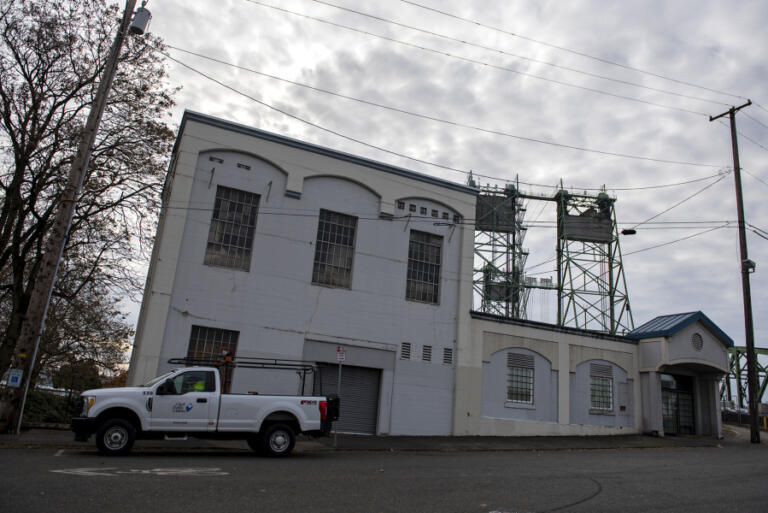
<box><xmin>142</xmin><ymin>371</ymin><xmax>176</xmax><ymax>387</ymax></box>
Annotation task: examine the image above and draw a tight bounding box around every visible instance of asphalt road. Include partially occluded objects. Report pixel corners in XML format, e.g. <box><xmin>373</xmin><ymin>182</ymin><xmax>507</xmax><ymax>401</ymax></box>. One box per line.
<box><xmin>2</xmin><ymin>444</ymin><xmax>766</xmax><ymax>513</ymax></box>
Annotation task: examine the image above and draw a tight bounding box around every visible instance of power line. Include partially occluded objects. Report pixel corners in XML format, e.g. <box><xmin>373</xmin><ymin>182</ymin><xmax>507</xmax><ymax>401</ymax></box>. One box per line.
<box><xmin>743</xmin><ymin>112</ymin><xmax>768</xmax><ymax>131</ymax></box>
<box><xmin>242</xmin><ymin>0</ymin><xmax>710</xmax><ymax>117</ymax></box>
<box><xmin>166</xmin><ymin>48</ymin><xmax>721</xmax><ymax>168</ymax></box>
<box><xmin>630</xmin><ymin>173</ymin><xmax>729</xmax><ymax>230</ymax></box>
<box><xmin>308</xmin><ymin>0</ymin><xmax>730</xmax><ymax>108</ymax></box>
<box><xmin>624</xmin><ymin>224</ymin><xmax>729</xmax><ymax>256</ymax></box>
<box><xmin>399</xmin><ymin>0</ymin><xmax>748</xmax><ymax>102</ymax></box>
<box><xmin>743</xmin><ymin>169</ymin><xmax>768</xmax><ymax>188</ymax></box>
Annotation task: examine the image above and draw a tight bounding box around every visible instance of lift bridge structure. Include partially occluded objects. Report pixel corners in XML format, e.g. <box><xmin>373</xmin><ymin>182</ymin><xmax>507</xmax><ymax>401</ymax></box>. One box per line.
<box><xmin>470</xmin><ymin>175</ymin><xmax>634</xmax><ymax>335</ymax></box>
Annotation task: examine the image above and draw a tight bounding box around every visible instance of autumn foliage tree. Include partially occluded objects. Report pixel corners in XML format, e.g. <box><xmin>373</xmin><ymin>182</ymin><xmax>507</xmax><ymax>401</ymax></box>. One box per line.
<box><xmin>0</xmin><ymin>0</ymin><xmax>176</xmax><ymax>414</ymax></box>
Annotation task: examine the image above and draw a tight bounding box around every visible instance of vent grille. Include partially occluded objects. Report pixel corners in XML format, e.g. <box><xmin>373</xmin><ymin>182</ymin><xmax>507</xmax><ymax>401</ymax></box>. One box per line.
<box><xmin>422</xmin><ymin>345</ymin><xmax>432</xmax><ymax>362</ymax></box>
<box><xmin>691</xmin><ymin>333</ymin><xmax>704</xmax><ymax>351</ymax></box>
<box><xmin>590</xmin><ymin>363</ymin><xmax>613</xmax><ymax>377</ymax></box>
<box><xmin>443</xmin><ymin>347</ymin><xmax>453</xmax><ymax>365</ymax></box>
<box><xmin>400</xmin><ymin>342</ymin><xmax>411</xmax><ymax>360</ymax></box>
<box><xmin>507</xmin><ymin>352</ymin><xmax>535</xmax><ymax>369</ymax></box>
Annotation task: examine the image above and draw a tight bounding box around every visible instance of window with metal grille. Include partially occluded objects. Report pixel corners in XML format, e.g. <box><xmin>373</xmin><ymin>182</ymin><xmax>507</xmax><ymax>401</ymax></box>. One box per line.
<box><xmin>589</xmin><ymin>364</ymin><xmax>613</xmax><ymax>411</ymax></box>
<box><xmin>400</xmin><ymin>342</ymin><xmax>411</xmax><ymax>360</ymax></box>
<box><xmin>186</xmin><ymin>325</ymin><xmax>239</xmax><ymax>360</ymax></box>
<box><xmin>507</xmin><ymin>353</ymin><xmax>534</xmax><ymax>404</ymax></box>
<box><xmin>406</xmin><ymin>230</ymin><xmax>443</xmax><ymax>304</ymax></box>
<box><xmin>422</xmin><ymin>345</ymin><xmax>432</xmax><ymax>362</ymax></box>
<box><xmin>187</xmin><ymin>325</ymin><xmax>239</xmax><ymax>392</ymax></box>
<box><xmin>442</xmin><ymin>347</ymin><xmax>453</xmax><ymax>365</ymax></box>
<box><xmin>312</xmin><ymin>209</ymin><xmax>357</xmax><ymax>288</ymax></box>
<box><xmin>204</xmin><ymin>186</ymin><xmax>260</xmax><ymax>271</ymax></box>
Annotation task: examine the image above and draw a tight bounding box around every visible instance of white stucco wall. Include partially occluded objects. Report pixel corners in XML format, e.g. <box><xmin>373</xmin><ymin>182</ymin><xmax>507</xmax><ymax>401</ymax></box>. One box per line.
<box><xmin>455</xmin><ymin>317</ymin><xmax>641</xmax><ymax>436</ymax></box>
<box><xmin>128</xmin><ymin>113</ymin><xmax>476</xmax><ymax>436</ymax></box>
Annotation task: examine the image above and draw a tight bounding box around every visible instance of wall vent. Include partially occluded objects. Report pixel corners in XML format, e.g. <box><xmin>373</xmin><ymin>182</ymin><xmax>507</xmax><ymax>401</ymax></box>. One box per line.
<box><xmin>443</xmin><ymin>347</ymin><xmax>453</xmax><ymax>365</ymax></box>
<box><xmin>590</xmin><ymin>363</ymin><xmax>613</xmax><ymax>377</ymax></box>
<box><xmin>422</xmin><ymin>345</ymin><xmax>432</xmax><ymax>362</ymax></box>
<box><xmin>400</xmin><ymin>342</ymin><xmax>411</xmax><ymax>360</ymax></box>
<box><xmin>507</xmin><ymin>352</ymin><xmax>534</xmax><ymax>369</ymax></box>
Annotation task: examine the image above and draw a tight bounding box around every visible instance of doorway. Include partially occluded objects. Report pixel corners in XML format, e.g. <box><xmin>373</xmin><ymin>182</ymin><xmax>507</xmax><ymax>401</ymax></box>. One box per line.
<box><xmin>661</xmin><ymin>374</ymin><xmax>695</xmax><ymax>435</ymax></box>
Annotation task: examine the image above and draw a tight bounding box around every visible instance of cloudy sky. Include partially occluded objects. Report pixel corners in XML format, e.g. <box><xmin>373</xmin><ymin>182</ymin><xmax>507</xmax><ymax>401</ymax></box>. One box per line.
<box><xmin>139</xmin><ymin>0</ymin><xmax>768</xmax><ymax>349</ymax></box>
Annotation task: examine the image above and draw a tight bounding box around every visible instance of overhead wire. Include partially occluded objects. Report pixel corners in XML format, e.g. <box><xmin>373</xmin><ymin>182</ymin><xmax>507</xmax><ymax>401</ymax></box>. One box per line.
<box><xmin>630</xmin><ymin>173</ymin><xmax>729</xmax><ymax>230</ymax></box>
<box><xmin>399</xmin><ymin>0</ymin><xmax>749</xmax><ymax>102</ymax></box>
<box><xmin>623</xmin><ymin>224</ymin><xmax>730</xmax><ymax>256</ymax></box>
<box><xmin>743</xmin><ymin>112</ymin><xmax>768</xmax><ymax>131</ymax></box>
<box><xmin>242</xmin><ymin>0</ymin><xmax>710</xmax><ymax>117</ymax></box>
<box><xmin>166</xmin><ymin>48</ymin><xmax>721</xmax><ymax>169</ymax></box>
<box><xmin>308</xmin><ymin>0</ymin><xmax>730</xmax><ymax>108</ymax></box>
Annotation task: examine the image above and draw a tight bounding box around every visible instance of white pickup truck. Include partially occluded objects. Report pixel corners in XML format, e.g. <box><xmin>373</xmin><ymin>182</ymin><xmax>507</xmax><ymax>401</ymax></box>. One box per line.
<box><xmin>71</xmin><ymin>362</ymin><xmax>339</xmax><ymax>457</ymax></box>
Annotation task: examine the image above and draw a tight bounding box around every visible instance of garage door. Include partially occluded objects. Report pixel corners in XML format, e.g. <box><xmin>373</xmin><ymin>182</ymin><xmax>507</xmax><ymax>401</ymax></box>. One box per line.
<box><xmin>317</xmin><ymin>365</ymin><xmax>380</xmax><ymax>434</ymax></box>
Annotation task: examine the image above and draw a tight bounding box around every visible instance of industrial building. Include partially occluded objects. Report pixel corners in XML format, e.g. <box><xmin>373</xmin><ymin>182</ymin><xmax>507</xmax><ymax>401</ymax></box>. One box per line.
<box><xmin>128</xmin><ymin>111</ymin><xmax>731</xmax><ymax>438</ymax></box>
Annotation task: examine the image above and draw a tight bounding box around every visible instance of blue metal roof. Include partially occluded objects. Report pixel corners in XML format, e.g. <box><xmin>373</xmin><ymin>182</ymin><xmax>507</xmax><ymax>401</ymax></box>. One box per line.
<box><xmin>626</xmin><ymin>311</ymin><xmax>734</xmax><ymax>347</ymax></box>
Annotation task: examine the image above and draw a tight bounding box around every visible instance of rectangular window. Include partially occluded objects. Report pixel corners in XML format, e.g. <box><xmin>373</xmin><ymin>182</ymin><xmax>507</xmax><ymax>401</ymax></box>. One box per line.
<box><xmin>406</xmin><ymin>230</ymin><xmax>443</xmax><ymax>304</ymax></box>
<box><xmin>590</xmin><ymin>363</ymin><xmax>613</xmax><ymax>411</ymax></box>
<box><xmin>442</xmin><ymin>347</ymin><xmax>453</xmax><ymax>365</ymax></box>
<box><xmin>187</xmin><ymin>325</ymin><xmax>239</xmax><ymax>393</ymax></box>
<box><xmin>204</xmin><ymin>186</ymin><xmax>260</xmax><ymax>271</ymax></box>
<box><xmin>422</xmin><ymin>345</ymin><xmax>432</xmax><ymax>362</ymax></box>
<box><xmin>400</xmin><ymin>342</ymin><xmax>412</xmax><ymax>360</ymax></box>
<box><xmin>312</xmin><ymin>209</ymin><xmax>357</xmax><ymax>288</ymax></box>
<box><xmin>187</xmin><ymin>325</ymin><xmax>239</xmax><ymax>360</ymax></box>
<box><xmin>507</xmin><ymin>353</ymin><xmax>534</xmax><ymax>404</ymax></box>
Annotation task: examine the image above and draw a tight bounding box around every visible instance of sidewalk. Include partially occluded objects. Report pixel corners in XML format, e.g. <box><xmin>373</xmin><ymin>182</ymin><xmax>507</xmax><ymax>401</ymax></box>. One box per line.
<box><xmin>2</xmin><ymin>424</ymin><xmax>755</xmax><ymax>453</ymax></box>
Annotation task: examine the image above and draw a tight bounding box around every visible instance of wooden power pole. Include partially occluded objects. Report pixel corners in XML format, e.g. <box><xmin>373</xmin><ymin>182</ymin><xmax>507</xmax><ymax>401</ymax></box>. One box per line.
<box><xmin>710</xmin><ymin>100</ymin><xmax>760</xmax><ymax>444</ymax></box>
<box><xmin>0</xmin><ymin>0</ymin><xmax>139</xmax><ymax>434</ymax></box>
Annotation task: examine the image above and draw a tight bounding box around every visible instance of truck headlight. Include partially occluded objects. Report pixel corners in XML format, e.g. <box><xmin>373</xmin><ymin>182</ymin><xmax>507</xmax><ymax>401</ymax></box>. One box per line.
<box><xmin>81</xmin><ymin>396</ymin><xmax>95</xmax><ymax>416</ymax></box>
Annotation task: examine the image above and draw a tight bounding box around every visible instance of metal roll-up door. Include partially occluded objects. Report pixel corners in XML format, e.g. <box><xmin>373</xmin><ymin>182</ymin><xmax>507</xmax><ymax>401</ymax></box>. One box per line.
<box><xmin>318</xmin><ymin>365</ymin><xmax>380</xmax><ymax>434</ymax></box>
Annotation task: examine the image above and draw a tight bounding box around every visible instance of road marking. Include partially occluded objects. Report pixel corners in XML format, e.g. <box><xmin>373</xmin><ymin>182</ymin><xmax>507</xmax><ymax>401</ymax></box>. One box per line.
<box><xmin>54</xmin><ymin>449</ymin><xmax>65</xmax><ymax>457</ymax></box>
<box><xmin>50</xmin><ymin>467</ymin><xmax>229</xmax><ymax>477</ymax></box>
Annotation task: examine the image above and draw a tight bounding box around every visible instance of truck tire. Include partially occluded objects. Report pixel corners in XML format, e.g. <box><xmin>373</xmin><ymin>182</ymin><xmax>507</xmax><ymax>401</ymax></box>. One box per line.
<box><xmin>95</xmin><ymin>418</ymin><xmax>136</xmax><ymax>455</ymax></box>
<box><xmin>260</xmin><ymin>423</ymin><xmax>295</xmax><ymax>457</ymax></box>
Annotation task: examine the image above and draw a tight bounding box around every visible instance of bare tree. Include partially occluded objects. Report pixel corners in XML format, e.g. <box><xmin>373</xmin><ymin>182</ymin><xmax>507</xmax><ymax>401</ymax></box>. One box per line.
<box><xmin>0</xmin><ymin>0</ymin><xmax>176</xmax><ymax>405</ymax></box>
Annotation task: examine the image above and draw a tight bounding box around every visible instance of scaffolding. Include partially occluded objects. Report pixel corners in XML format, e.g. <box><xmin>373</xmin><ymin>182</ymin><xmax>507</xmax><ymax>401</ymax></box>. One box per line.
<box><xmin>471</xmin><ymin>178</ymin><xmax>529</xmax><ymax>318</ymax></box>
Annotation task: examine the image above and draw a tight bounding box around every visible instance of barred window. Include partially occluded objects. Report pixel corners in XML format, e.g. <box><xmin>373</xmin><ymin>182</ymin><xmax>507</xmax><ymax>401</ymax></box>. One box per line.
<box><xmin>312</xmin><ymin>209</ymin><xmax>357</xmax><ymax>288</ymax></box>
<box><xmin>187</xmin><ymin>325</ymin><xmax>239</xmax><ymax>392</ymax></box>
<box><xmin>204</xmin><ymin>186</ymin><xmax>259</xmax><ymax>271</ymax></box>
<box><xmin>186</xmin><ymin>325</ymin><xmax>239</xmax><ymax>360</ymax></box>
<box><xmin>590</xmin><ymin>376</ymin><xmax>613</xmax><ymax>411</ymax></box>
<box><xmin>406</xmin><ymin>230</ymin><xmax>443</xmax><ymax>304</ymax></box>
<box><xmin>507</xmin><ymin>353</ymin><xmax>534</xmax><ymax>404</ymax></box>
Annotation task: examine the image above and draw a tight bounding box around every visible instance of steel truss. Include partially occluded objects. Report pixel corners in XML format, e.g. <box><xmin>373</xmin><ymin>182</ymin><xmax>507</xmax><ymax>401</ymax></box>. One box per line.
<box><xmin>556</xmin><ymin>190</ymin><xmax>633</xmax><ymax>334</ymax></box>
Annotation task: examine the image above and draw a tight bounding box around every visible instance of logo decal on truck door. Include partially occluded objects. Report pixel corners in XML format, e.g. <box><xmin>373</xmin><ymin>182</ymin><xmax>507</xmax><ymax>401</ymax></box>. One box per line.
<box><xmin>172</xmin><ymin>402</ymin><xmax>193</xmax><ymax>413</ymax></box>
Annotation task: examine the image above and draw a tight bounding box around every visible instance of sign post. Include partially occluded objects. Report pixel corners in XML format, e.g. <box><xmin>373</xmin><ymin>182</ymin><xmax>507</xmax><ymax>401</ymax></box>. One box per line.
<box><xmin>334</xmin><ymin>345</ymin><xmax>345</xmax><ymax>448</ymax></box>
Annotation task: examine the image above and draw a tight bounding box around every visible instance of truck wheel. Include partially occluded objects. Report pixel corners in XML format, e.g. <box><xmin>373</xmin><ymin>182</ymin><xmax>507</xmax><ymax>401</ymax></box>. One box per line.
<box><xmin>261</xmin><ymin>423</ymin><xmax>295</xmax><ymax>457</ymax></box>
<box><xmin>95</xmin><ymin>419</ymin><xmax>136</xmax><ymax>455</ymax></box>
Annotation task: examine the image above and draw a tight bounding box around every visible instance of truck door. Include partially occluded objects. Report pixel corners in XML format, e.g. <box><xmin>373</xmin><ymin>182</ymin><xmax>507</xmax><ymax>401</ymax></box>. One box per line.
<box><xmin>151</xmin><ymin>370</ymin><xmax>218</xmax><ymax>431</ymax></box>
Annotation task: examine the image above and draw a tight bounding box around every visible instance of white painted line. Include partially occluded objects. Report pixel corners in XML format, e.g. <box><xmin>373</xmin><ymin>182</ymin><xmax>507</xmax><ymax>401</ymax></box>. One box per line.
<box><xmin>54</xmin><ymin>449</ymin><xmax>65</xmax><ymax>457</ymax></box>
<box><xmin>50</xmin><ymin>467</ymin><xmax>229</xmax><ymax>477</ymax></box>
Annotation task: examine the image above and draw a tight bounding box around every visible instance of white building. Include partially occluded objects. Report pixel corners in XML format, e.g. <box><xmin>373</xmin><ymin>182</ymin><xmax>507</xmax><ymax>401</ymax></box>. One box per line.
<box><xmin>129</xmin><ymin>111</ymin><xmax>731</xmax><ymax>438</ymax></box>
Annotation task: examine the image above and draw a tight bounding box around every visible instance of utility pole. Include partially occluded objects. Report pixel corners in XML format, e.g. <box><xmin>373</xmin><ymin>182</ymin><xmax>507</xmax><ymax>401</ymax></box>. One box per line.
<box><xmin>0</xmin><ymin>0</ymin><xmax>142</xmax><ymax>434</ymax></box>
<box><xmin>709</xmin><ymin>100</ymin><xmax>760</xmax><ymax>444</ymax></box>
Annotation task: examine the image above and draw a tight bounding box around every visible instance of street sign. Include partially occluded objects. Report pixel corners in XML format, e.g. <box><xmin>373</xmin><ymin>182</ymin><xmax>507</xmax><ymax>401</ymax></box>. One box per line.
<box><xmin>7</xmin><ymin>368</ymin><xmax>23</xmax><ymax>388</ymax></box>
<box><xmin>336</xmin><ymin>345</ymin><xmax>346</xmax><ymax>362</ymax></box>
